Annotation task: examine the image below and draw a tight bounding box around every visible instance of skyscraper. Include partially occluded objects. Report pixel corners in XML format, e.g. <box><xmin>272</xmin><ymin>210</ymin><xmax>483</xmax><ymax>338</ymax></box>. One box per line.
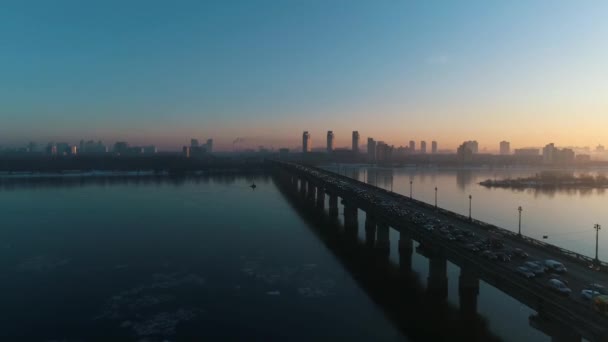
<box><xmin>352</xmin><ymin>131</ymin><xmax>360</xmax><ymax>153</ymax></box>
<box><xmin>420</xmin><ymin>141</ymin><xmax>427</xmax><ymax>154</ymax></box>
<box><xmin>464</xmin><ymin>140</ymin><xmax>479</xmax><ymax>154</ymax></box>
<box><xmin>367</xmin><ymin>137</ymin><xmax>377</xmax><ymax>162</ymax></box>
<box><xmin>302</xmin><ymin>131</ymin><xmax>311</xmax><ymax>153</ymax></box>
<box><xmin>206</xmin><ymin>139</ymin><xmax>214</xmax><ymax>153</ymax></box>
<box><xmin>326</xmin><ymin>131</ymin><xmax>334</xmax><ymax>153</ymax></box>
<box><xmin>191</xmin><ymin>139</ymin><xmax>199</xmax><ymax>148</ymax></box>
<box><xmin>431</xmin><ymin>141</ymin><xmax>438</xmax><ymax>154</ymax></box>
<box><xmin>499</xmin><ymin>141</ymin><xmax>510</xmax><ymax>155</ymax></box>
<box><xmin>409</xmin><ymin>140</ymin><xmax>416</xmax><ymax>153</ymax></box>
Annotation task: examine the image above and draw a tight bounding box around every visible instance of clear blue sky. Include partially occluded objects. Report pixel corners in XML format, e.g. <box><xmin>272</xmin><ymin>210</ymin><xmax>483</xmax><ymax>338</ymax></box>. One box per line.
<box><xmin>1</xmin><ymin>0</ymin><xmax>607</xmax><ymax>151</ymax></box>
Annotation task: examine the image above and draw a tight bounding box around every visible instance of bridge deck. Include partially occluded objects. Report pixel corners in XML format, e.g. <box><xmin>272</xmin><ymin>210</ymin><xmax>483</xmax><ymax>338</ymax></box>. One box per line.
<box><xmin>273</xmin><ymin>161</ymin><xmax>608</xmax><ymax>341</ymax></box>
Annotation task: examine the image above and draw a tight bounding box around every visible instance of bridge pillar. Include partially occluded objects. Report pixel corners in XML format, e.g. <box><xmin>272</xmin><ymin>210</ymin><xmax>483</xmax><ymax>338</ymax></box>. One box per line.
<box><xmin>365</xmin><ymin>213</ymin><xmax>377</xmax><ymax>248</ymax></box>
<box><xmin>299</xmin><ymin>178</ymin><xmax>307</xmax><ymax>197</ymax></box>
<box><xmin>316</xmin><ymin>187</ymin><xmax>325</xmax><ymax>209</ymax></box>
<box><xmin>307</xmin><ymin>181</ymin><xmax>315</xmax><ymax>201</ymax></box>
<box><xmin>376</xmin><ymin>222</ymin><xmax>390</xmax><ymax>256</ymax></box>
<box><xmin>343</xmin><ymin>202</ymin><xmax>358</xmax><ymax>237</ymax></box>
<box><xmin>398</xmin><ymin>232</ymin><xmax>413</xmax><ymax>273</ymax></box>
<box><xmin>328</xmin><ymin>194</ymin><xmax>339</xmax><ymax>218</ymax></box>
<box><xmin>427</xmin><ymin>252</ymin><xmax>448</xmax><ymax>301</ymax></box>
<box><xmin>458</xmin><ymin>267</ymin><xmax>479</xmax><ymax>318</ymax></box>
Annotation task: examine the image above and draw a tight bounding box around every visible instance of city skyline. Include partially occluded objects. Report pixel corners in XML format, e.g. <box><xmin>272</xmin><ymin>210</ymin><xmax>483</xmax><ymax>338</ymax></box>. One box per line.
<box><xmin>1</xmin><ymin>1</ymin><xmax>608</xmax><ymax>150</ymax></box>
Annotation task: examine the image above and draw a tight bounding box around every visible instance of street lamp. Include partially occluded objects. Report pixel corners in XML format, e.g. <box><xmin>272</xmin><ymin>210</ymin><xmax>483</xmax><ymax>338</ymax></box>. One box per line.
<box><xmin>518</xmin><ymin>206</ymin><xmax>523</xmax><ymax>237</ymax></box>
<box><xmin>468</xmin><ymin>194</ymin><xmax>472</xmax><ymax>221</ymax></box>
<box><xmin>434</xmin><ymin>187</ymin><xmax>438</xmax><ymax>209</ymax></box>
<box><xmin>410</xmin><ymin>180</ymin><xmax>413</xmax><ymax>199</ymax></box>
<box><xmin>594</xmin><ymin>224</ymin><xmax>602</xmax><ymax>264</ymax></box>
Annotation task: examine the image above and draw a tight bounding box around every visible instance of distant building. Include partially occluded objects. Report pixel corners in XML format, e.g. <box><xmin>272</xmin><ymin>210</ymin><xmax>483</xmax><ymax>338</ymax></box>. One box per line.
<box><xmin>543</xmin><ymin>143</ymin><xmax>575</xmax><ymax>164</ymax></box>
<box><xmin>576</xmin><ymin>154</ymin><xmax>591</xmax><ymax>163</ymax></box>
<box><xmin>596</xmin><ymin>145</ymin><xmax>605</xmax><ymax>153</ymax></box>
<box><xmin>142</xmin><ymin>146</ymin><xmax>157</xmax><ymax>154</ymax></box>
<box><xmin>367</xmin><ymin>138</ymin><xmax>377</xmax><ymax>163</ymax></box>
<box><xmin>457</xmin><ymin>142</ymin><xmax>473</xmax><ymax>162</ymax></box>
<box><xmin>79</xmin><ymin>140</ymin><xmax>107</xmax><ymax>154</ymax></box>
<box><xmin>191</xmin><ymin>139</ymin><xmax>199</xmax><ymax>148</ymax></box>
<box><xmin>183</xmin><ymin>146</ymin><xmax>191</xmax><ymax>158</ymax></box>
<box><xmin>514</xmin><ymin>148</ymin><xmax>539</xmax><ymax>156</ymax></box>
<box><xmin>431</xmin><ymin>141</ymin><xmax>438</xmax><ymax>154</ymax></box>
<box><xmin>376</xmin><ymin>141</ymin><xmax>393</xmax><ymax>163</ymax></box>
<box><xmin>279</xmin><ymin>148</ymin><xmax>289</xmax><ymax>159</ymax></box>
<box><xmin>326</xmin><ymin>131</ymin><xmax>334</xmax><ymax>153</ymax></box>
<box><xmin>464</xmin><ymin>140</ymin><xmax>479</xmax><ymax>154</ymax></box>
<box><xmin>352</xmin><ymin>131</ymin><xmax>360</xmax><ymax>153</ymax></box>
<box><xmin>70</xmin><ymin>145</ymin><xmax>78</xmax><ymax>155</ymax></box>
<box><xmin>500</xmin><ymin>141</ymin><xmax>510</xmax><ymax>155</ymax></box>
<box><xmin>409</xmin><ymin>140</ymin><xmax>415</xmax><ymax>153</ymax></box>
<box><xmin>420</xmin><ymin>141</ymin><xmax>427</xmax><ymax>154</ymax></box>
<box><xmin>302</xmin><ymin>131</ymin><xmax>311</xmax><ymax>153</ymax></box>
<box><xmin>114</xmin><ymin>142</ymin><xmax>129</xmax><ymax>154</ymax></box>
<box><xmin>206</xmin><ymin>139</ymin><xmax>213</xmax><ymax>153</ymax></box>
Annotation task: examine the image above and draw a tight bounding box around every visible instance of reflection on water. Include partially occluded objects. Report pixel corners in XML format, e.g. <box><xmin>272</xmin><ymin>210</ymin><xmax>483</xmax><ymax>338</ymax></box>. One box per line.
<box><xmin>325</xmin><ymin>164</ymin><xmax>608</xmax><ymax>260</ymax></box>
<box><xmin>0</xmin><ymin>174</ymin><xmax>403</xmax><ymax>341</ymax></box>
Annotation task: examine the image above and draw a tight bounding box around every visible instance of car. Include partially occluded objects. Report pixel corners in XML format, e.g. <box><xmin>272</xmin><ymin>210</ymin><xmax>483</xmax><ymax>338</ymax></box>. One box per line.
<box><xmin>586</xmin><ymin>283</ymin><xmax>608</xmax><ymax>295</ymax></box>
<box><xmin>495</xmin><ymin>252</ymin><xmax>511</xmax><ymax>262</ymax></box>
<box><xmin>546</xmin><ymin>279</ymin><xmax>571</xmax><ymax>296</ymax></box>
<box><xmin>523</xmin><ymin>261</ymin><xmax>546</xmax><ymax>275</ymax></box>
<box><xmin>548</xmin><ymin>274</ymin><xmax>569</xmax><ymax>286</ymax></box>
<box><xmin>465</xmin><ymin>243</ymin><xmax>480</xmax><ymax>253</ymax></box>
<box><xmin>544</xmin><ymin>260</ymin><xmax>567</xmax><ymax>273</ymax></box>
<box><xmin>445</xmin><ymin>234</ymin><xmax>456</xmax><ymax>241</ymax></box>
<box><xmin>581</xmin><ymin>289</ymin><xmax>603</xmax><ymax>300</ymax></box>
<box><xmin>481</xmin><ymin>250</ymin><xmax>498</xmax><ymax>261</ymax></box>
<box><xmin>512</xmin><ymin>248</ymin><xmax>529</xmax><ymax>259</ymax></box>
<box><xmin>463</xmin><ymin>230</ymin><xmax>475</xmax><ymax>237</ymax></box>
<box><xmin>516</xmin><ymin>266</ymin><xmax>535</xmax><ymax>278</ymax></box>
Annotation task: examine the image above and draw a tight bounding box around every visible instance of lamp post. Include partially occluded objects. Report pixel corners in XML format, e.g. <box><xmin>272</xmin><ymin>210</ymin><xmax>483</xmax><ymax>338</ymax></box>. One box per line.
<box><xmin>594</xmin><ymin>224</ymin><xmax>602</xmax><ymax>264</ymax></box>
<box><xmin>468</xmin><ymin>194</ymin><xmax>472</xmax><ymax>221</ymax></box>
<box><xmin>410</xmin><ymin>180</ymin><xmax>413</xmax><ymax>199</ymax></box>
<box><xmin>434</xmin><ymin>187</ymin><xmax>438</xmax><ymax>209</ymax></box>
<box><xmin>518</xmin><ymin>206</ymin><xmax>523</xmax><ymax>237</ymax></box>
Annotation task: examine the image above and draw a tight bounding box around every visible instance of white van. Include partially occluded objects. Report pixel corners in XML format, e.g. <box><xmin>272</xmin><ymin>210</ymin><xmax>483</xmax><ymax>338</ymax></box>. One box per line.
<box><xmin>544</xmin><ymin>260</ymin><xmax>567</xmax><ymax>273</ymax></box>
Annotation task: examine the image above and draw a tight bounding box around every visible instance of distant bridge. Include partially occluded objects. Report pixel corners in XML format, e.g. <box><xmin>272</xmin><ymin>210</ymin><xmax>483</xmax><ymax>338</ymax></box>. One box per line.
<box><xmin>270</xmin><ymin>160</ymin><xmax>608</xmax><ymax>342</ymax></box>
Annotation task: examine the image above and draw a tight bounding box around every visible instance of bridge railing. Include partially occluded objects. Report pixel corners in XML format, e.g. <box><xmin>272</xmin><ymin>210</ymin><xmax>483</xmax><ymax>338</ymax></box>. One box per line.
<box><xmin>273</xmin><ymin>160</ymin><xmax>608</xmax><ymax>274</ymax></box>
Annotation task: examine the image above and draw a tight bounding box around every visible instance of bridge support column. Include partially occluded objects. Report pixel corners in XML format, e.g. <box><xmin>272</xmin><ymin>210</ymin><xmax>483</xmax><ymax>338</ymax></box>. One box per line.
<box><xmin>365</xmin><ymin>213</ymin><xmax>377</xmax><ymax>247</ymax></box>
<box><xmin>343</xmin><ymin>202</ymin><xmax>358</xmax><ymax>237</ymax></box>
<box><xmin>316</xmin><ymin>187</ymin><xmax>325</xmax><ymax>209</ymax></box>
<box><xmin>328</xmin><ymin>194</ymin><xmax>339</xmax><ymax>218</ymax></box>
<box><xmin>427</xmin><ymin>252</ymin><xmax>448</xmax><ymax>301</ymax></box>
<box><xmin>307</xmin><ymin>181</ymin><xmax>315</xmax><ymax>201</ymax></box>
<box><xmin>376</xmin><ymin>222</ymin><xmax>390</xmax><ymax>256</ymax></box>
<box><xmin>398</xmin><ymin>232</ymin><xmax>413</xmax><ymax>273</ymax></box>
<box><xmin>458</xmin><ymin>267</ymin><xmax>479</xmax><ymax>318</ymax></box>
<box><xmin>299</xmin><ymin>179</ymin><xmax>307</xmax><ymax>197</ymax></box>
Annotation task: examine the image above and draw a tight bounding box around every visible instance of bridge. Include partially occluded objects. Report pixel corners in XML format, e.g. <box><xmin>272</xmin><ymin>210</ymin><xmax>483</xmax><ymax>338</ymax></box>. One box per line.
<box><xmin>270</xmin><ymin>160</ymin><xmax>608</xmax><ymax>342</ymax></box>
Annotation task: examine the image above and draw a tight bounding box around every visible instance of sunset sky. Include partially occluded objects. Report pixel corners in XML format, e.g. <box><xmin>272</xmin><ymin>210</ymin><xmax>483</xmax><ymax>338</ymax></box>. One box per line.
<box><xmin>1</xmin><ymin>0</ymin><xmax>607</xmax><ymax>151</ymax></box>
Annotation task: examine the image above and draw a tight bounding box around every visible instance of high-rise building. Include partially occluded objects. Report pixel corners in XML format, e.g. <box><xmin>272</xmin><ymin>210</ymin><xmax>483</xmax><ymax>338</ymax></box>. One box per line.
<box><xmin>326</xmin><ymin>131</ymin><xmax>334</xmax><ymax>153</ymax></box>
<box><xmin>457</xmin><ymin>142</ymin><xmax>473</xmax><ymax>162</ymax></box>
<box><xmin>206</xmin><ymin>139</ymin><xmax>214</xmax><ymax>153</ymax></box>
<box><xmin>302</xmin><ymin>131</ymin><xmax>311</xmax><ymax>153</ymax></box>
<box><xmin>352</xmin><ymin>131</ymin><xmax>360</xmax><ymax>153</ymax></box>
<box><xmin>500</xmin><ymin>141</ymin><xmax>510</xmax><ymax>155</ymax></box>
<box><xmin>431</xmin><ymin>141</ymin><xmax>438</xmax><ymax>154</ymax></box>
<box><xmin>543</xmin><ymin>143</ymin><xmax>556</xmax><ymax>164</ymax></box>
<box><xmin>183</xmin><ymin>146</ymin><xmax>191</xmax><ymax>158</ymax></box>
<box><xmin>420</xmin><ymin>141</ymin><xmax>427</xmax><ymax>154</ymax></box>
<box><xmin>191</xmin><ymin>139</ymin><xmax>199</xmax><ymax>148</ymax></box>
<box><xmin>376</xmin><ymin>141</ymin><xmax>393</xmax><ymax>162</ymax></box>
<box><xmin>409</xmin><ymin>140</ymin><xmax>416</xmax><ymax>153</ymax></box>
<box><xmin>367</xmin><ymin>138</ymin><xmax>377</xmax><ymax>162</ymax></box>
<box><xmin>464</xmin><ymin>140</ymin><xmax>479</xmax><ymax>154</ymax></box>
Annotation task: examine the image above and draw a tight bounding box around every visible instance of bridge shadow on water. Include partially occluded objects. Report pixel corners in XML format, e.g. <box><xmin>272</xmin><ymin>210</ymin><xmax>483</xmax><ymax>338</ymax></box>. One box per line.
<box><xmin>273</xmin><ymin>173</ymin><xmax>501</xmax><ymax>342</ymax></box>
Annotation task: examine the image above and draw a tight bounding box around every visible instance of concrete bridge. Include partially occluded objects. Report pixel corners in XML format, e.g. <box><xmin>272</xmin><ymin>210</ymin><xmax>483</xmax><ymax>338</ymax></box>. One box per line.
<box><xmin>270</xmin><ymin>160</ymin><xmax>608</xmax><ymax>342</ymax></box>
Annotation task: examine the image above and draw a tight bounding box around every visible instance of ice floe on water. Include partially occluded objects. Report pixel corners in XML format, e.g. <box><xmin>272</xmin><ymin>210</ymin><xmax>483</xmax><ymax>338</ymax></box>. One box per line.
<box><xmin>240</xmin><ymin>256</ymin><xmax>335</xmax><ymax>298</ymax></box>
<box><xmin>16</xmin><ymin>255</ymin><xmax>70</xmax><ymax>273</ymax></box>
<box><xmin>96</xmin><ymin>272</ymin><xmax>206</xmax><ymax>338</ymax></box>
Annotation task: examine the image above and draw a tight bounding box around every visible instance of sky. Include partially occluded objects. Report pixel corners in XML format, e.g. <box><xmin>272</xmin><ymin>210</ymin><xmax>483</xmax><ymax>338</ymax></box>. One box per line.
<box><xmin>1</xmin><ymin>0</ymin><xmax>607</xmax><ymax>151</ymax></box>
